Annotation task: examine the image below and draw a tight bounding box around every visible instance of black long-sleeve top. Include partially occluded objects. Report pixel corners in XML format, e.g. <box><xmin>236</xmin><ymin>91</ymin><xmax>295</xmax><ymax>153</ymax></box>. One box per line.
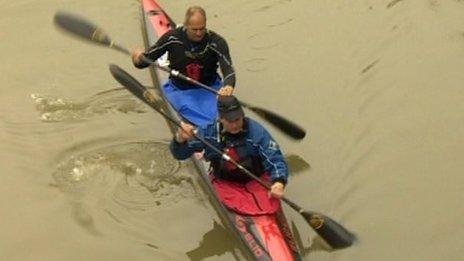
<box><xmin>136</xmin><ymin>26</ymin><xmax>236</xmax><ymax>89</ymax></box>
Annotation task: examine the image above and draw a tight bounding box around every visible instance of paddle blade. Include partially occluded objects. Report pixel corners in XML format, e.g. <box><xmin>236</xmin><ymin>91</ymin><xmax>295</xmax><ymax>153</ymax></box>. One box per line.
<box><xmin>109</xmin><ymin>64</ymin><xmax>157</xmax><ymax>108</ymax></box>
<box><xmin>109</xmin><ymin>64</ymin><xmax>149</xmax><ymax>104</ymax></box>
<box><xmin>109</xmin><ymin>64</ymin><xmax>180</xmax><ymax>128</ymax></box>
<box><xmin>243</xmin><ymin>103</ymin><xmax>306</xmax><ymax>140</ymax></box>
<box><xmin>53</xmin><ymin>11</ymin><xmax>112</xmax><ymax>46</ymax></box>
<box><xmin>301</xmin><ymin>211</ymin><xmax>356</xmax><ymax>249</ymax></box>
<box><xmin>285</xmin><ymin>154</ymin><xmax>310</xmax><ymax>175</ymax></box>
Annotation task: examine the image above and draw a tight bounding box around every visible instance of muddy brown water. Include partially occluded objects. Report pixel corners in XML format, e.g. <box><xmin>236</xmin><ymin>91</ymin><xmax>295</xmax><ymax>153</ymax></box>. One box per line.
<box><xmin>1</xmin><ymin>0</ymin><xmax>463</xmax><ymax>260</ymax></box>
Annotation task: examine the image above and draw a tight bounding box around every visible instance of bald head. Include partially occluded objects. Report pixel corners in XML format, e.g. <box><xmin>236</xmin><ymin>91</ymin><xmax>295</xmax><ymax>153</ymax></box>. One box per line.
<box><xmin>184</xmin><ymin>6</ymin><xmax>207</xmax><ymax>24</ymax></box>
<box><xmin>184</xmin><ymin>6</ymin><xmax>207</xmax><ymax>42</ymax></box>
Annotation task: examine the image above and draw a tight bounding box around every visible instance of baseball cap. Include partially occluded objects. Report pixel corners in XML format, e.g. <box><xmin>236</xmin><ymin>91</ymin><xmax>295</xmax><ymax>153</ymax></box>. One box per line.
<box><xmin>217</xmin><ymin>95</ymin><xmax>244</xmax><ymax>121</ymax></box>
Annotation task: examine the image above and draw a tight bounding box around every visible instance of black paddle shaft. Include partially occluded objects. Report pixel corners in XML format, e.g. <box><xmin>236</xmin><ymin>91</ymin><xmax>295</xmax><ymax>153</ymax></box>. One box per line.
<box><xmin>142</xmin><ymin>57</ymin><xmax>307</xmax><ymax>140</ymax></box>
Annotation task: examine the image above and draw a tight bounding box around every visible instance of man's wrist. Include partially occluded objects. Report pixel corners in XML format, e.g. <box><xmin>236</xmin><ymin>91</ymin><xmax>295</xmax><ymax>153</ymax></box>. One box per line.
<box><xmin>175</xmin><ymin>132</ymin><xmax>186</xmax><ymax>143</ymax></box>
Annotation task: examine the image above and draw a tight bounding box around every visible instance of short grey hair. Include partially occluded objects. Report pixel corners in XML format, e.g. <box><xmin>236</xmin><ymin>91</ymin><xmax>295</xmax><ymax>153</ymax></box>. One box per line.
<box><xmin>184</xmin><ymin>6</ymin><xmax>207</xmax><ymax>24</ymax></box>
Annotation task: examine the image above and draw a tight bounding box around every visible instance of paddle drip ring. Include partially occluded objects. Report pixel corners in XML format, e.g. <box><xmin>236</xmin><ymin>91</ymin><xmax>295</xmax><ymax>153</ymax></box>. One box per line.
<box><xmin>309</xmin><ymin>214</ymin><xmax>325</xmax><ymax>229</ymax></box>
<box><xmin>143</xmin><ymin>91</ymin><xmax>157</xmax><ymax>104</ymax></box>
<box><xmin>91</xmin><ymin>29</ymin><xmax>105</xmax><ymax>42</ymax></box>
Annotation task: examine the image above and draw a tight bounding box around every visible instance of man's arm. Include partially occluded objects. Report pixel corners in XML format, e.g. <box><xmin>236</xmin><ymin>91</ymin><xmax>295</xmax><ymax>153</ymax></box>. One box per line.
<box><xmin>210</xmin><ymin>36</ymin><xmax>236</xmax><ymax>95</ymax></box>
<box><xmin>260</xmin><ymin>128</ymin><xmax>288</xmax><ymax>198</ymax></box>
<box><xmin>169</xmin><ymin>121</ymin><xmax>204</xmax><ymax>160</ymax></box>
<box><xmin>170</xmin><ymin>138</ymin><xmax>201</xmax><ymax>160</ymax></box>
<box><xmin>132</xmin><ymin>30</ymin><xmax>180</xmax><ymax>68</ymax></box>
<box><xmin>256</xmin><ymin>122</ymin><xmax>288</xmax><ymax>187</ymax></box>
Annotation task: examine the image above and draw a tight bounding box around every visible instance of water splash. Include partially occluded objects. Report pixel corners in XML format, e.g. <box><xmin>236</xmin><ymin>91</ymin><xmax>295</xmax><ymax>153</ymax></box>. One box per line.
<box><xmin>52</xmin><ymin>141</ymin><xmax>198</xmax><ymax>211</ymax></box>
<box><xmin>31</xmin><ymin>89</ymin><xmax>147</xmax><ymax>122</ymax></box>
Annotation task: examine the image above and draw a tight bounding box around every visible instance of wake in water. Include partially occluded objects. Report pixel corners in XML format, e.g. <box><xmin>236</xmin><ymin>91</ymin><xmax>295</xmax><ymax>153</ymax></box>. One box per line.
<box><xmin>31</xmin><ymin>88</ymin><xmax>148</xmax><ymax>122</ymax></box>
<box><xmin>51</xmin><ymin>141</ymin><xmax>202</xmax><ymax>210</ymax></box>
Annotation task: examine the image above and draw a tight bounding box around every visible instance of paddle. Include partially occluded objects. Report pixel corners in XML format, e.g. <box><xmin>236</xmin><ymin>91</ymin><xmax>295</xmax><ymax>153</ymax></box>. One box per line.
<box><xmin>109</xmin><ymin>64</ymin><xmax>356</xmax><ymax>250</ymax></box>
<box><xmin>53</xmin><ymin>11</ymin><xmax>306</xmax><ymax>140</ymax></box>
<box><xmin>157</xmin><ymin>68</ymin><xmax>306</xmax><ymax>140</ymax></box>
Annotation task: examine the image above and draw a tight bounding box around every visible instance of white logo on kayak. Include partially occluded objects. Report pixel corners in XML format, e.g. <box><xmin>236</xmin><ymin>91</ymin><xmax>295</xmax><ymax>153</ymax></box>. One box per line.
<box><xmin>268</xmin><ymin>140</ymin><xmax>279</xmax><ymax>150</ymax></box>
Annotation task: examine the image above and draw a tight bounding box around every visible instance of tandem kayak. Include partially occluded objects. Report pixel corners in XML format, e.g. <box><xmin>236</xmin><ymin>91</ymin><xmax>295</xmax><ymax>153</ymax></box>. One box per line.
<box><xmin>140</xmin><ymin>0</ymin><xmax>303</xmax><ymax>260</ymax></box>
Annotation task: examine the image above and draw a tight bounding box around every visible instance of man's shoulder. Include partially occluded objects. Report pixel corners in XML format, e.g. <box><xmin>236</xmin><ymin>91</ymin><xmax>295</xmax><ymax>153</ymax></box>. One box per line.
<box><xmin>246</xmin><ymin>118</ymin><xmax>267</xmax><ymax>136</ymax></box>
<box><xmin>160</xmin><ymin>27</ymin><xmax>184</xmax><ymax>40</ymax></box>
<box><xmin>208</xmin><ymin>30</ymin><xmax>227</xmax><ymax>43</ymax></box>
<box><xmin>199</xmin><ymin>121</ymin><xmax>219</xmax><ymax>136</ymax></box>
<box><xmin>174</xmin><ymin>26</ymin><xmax>186</xmax><ymax>35</ymax></box>
<box><xmin>247</xmin><ymin>117</ymin><xmax>263</xmax><ymax>127</ymax></box>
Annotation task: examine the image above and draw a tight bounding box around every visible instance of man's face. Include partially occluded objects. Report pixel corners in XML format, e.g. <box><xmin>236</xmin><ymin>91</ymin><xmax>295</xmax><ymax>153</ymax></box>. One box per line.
<box><xmin>185</xmin><ymin>12</ymin><xmax>207</xmax><ymax>42</ymax></box>
<box><xmin>220</xmin><ymin>117</ymin><xmax>244</xmax><ymax>135</ymax></box>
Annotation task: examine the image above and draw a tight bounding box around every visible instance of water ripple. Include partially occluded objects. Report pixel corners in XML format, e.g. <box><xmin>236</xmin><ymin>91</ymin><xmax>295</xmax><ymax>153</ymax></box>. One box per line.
<box><xmin>31</xmin><ymin>88</ymin><xmax>148</xmax><ymax>122</ymax></box>
<box><xmin>52</xmin><ymin>141</ymin><xmax>198</xmax><ymax>211</ymax></box>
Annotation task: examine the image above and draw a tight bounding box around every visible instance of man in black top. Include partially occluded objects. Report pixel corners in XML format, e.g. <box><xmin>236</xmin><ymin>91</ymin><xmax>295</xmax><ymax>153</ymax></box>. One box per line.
<box><xmin>132</xmin><ymin>6</ymin><xmax>236</xmax><ymax>126</ymax></box>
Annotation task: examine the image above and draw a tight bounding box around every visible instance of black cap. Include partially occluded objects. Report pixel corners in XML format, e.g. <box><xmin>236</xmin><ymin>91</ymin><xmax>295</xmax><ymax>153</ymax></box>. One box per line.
<box><xmin>217</xmin><ymin>95</ymin><xmax>245</xmax><ymax>121</ymax></box>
